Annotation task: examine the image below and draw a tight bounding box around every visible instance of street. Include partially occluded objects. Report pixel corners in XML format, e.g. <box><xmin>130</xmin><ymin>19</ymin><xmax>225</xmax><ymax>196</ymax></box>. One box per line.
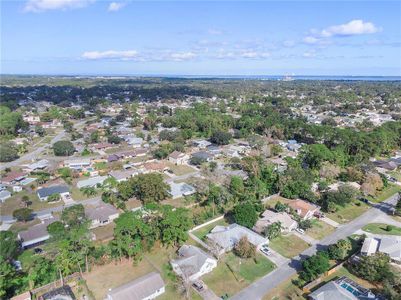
<box><xmin>231</xmin><ymin>194</ymin><xmax>400</xmax><ymax>300</ymax></box>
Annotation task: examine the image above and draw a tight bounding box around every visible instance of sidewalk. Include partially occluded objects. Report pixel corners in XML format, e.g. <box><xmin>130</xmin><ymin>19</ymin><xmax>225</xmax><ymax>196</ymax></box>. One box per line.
<box><xmin>320</xmin><ymin>216</ymin><xmax>340</xmax><ymax>228</ymax></box>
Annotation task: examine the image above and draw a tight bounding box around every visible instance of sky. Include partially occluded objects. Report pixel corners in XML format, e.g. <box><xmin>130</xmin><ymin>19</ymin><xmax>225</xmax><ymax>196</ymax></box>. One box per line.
<box><xmin>1</xmin><ymin>0</ymin><xmax>400</xmax><ymax>76</ymax></box>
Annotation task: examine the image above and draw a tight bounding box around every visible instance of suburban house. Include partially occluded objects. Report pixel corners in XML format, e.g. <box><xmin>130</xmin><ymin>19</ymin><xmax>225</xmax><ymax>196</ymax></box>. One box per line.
<box><xmin>37</xmin><ymin>185</ymin><xmax>70</xmax><ymax>202</ymax></box>
<box><xmin>253</xmin><ymin>210</ymin><xmax>298</xmax><ymax>234</ymax></box>
<box><xmin>85</xmin><ymin>202</ymin><xmax>119</xmax><ymax>229</ymax></box>
<box><xmin>64</xmin><ymin>158</ymin><xmax>91</xmax><ymax>170</ymax></box>
<box><xmin>191</xmin><ymin>151</ymin><xmax>214</xmax><ymax>162</ymax></box>
<box><xmin>308</xmin><ymin>276</ymin><xmax>377</xmax><ymax>300</ymax></box>
<box><xmin>76</xmin><ymin>176</ymin><xmax>108</xmax><ymax>189</ymax></box>
<box><xmin>192</xmin><ymin>139</ymin><xmax>212</xmax><ymax>149</ymax></box>
<box><xmin>18</xmin><ymin>215</ymin><xmax>59</xmax><ymax>248</ymax></box>
<box><xmin>0</xmin><ymin>190</ymin><xmax>11</xmax><ymax>203</ymax></box>
<box><xmin>106</xmin><ymin>272</ymin><xmax>165</xmax><ymax>300</ymax></box>
<box><xmin>108</xmin><ymin>154</ymin><xmax>121</xmax><ymax>163</ymax></box>
<box><xmin>92</xmin><ymin>142</ymin><xmax>114</xmax><ymax>151</ymax></box>
<box><xmin>109</xmin><ymin>170</ymin><xmax>138</xmax><ymax>183</ymax></box>
<box><xmin>10</xmin><ymin>291</ymin><xmax>31</xmax><ymax>300</ymax></box>
<box><xmin>171</xmin><ymin>245</ymin><xmax>217</xmax><ymax>281</ymax></box>
<box><xmin>361</xmin><ymin>237</ymin><xmax>401</xmax><ymax>264</ymax></box>
<box><xmin>169</xmin><ymin>182</ymin><xmax>196</xmax><ymax>199</ymax></box>
<box><xmin>168</xmin><ymin>151</ymin><xmax>189</xmax><ymax>165</ymax></box>
<box><xmin>22</xmin><ymin>159</ymin><xmax>49</xmax><ymax>172</ymax></box>
<box><xmin>38</xmin><ymin>285</ymin><xmax>75</xmax><ymax>300</ymax></box>
<box><xmin>143</xmin><ymin>162</ymin><xmax>168</xmax><ymax>173</ymax></box>
<box><xmin>125</xmin><ymin>136</ymin><xmax>143</xmax><ymax>147</ymax></box>
<box><xmin>206</xmin><ymin>224</ymin><xmax>267</xmax><ymax>254</ymax></box>
<box><xmin>134</xmin><ymin>148</ymin><xmax>148</xmax><ymax>157</ymax></box>
<box><xmin>1</xmin><ymin>171</ymin><xmax>27</xmax><ymax>185</ymax></box>
<box><xmin>287</xmin><ymin>199</ymin><xmax>320</xmax><ymax>220</ymax></box>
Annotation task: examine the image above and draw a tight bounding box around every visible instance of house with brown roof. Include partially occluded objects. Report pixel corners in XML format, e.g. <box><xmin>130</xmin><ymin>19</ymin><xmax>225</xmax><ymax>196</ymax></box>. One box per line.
<box><xmin>1</xmin><ymin>171</ymin><xmax>26</xmax><ymax>185</ymax></box>
<box><xmin>253</xmin><ymin>210</ymin><xmax>298</xmax><ymax>234</ymax></box>
<box><xmin>143</xmin><ymin>162</ymin><xmax>169</xmax><ymax>173</ymax></box>
<box><xmin>168</xmin><ymin>151</ymin><xmax>189</xmax><ymax>165</ymax></box>
<box><xmin>287</xmin><ymin>199</ymin><xmax>320</xmax><ymax>220</ymax></box>
<box><xmin>106</xmin><ymin>272</ymin><xmax>165</xmax><ymax>300</ymax></box>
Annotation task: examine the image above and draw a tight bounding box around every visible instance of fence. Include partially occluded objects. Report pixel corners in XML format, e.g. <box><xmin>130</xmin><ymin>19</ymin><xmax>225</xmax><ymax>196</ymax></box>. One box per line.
<box><xmin>31</xmin><ymin>272</ymin><xmax>81</xmax><ymax>296</ymax></box>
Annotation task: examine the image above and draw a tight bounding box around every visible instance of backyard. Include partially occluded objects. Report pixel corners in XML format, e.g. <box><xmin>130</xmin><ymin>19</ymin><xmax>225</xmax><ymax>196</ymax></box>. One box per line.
<box><xmin>269</xmin><ymin>234</ymin><xmax>310</xmax><ymax>258</ymax></box>
<box><xmin>165</xmin><ymin>162</ymin><xmax>197</xmax><ymax>176</ymax></box>
<box><xmin>362</xmin><ymin>223</ymin><xmax>401</xmax><ymax>236</ymax></box>
<box><xmin>191</xmin><ymin>217</ymin><xmax>229</xmax><ymax>240</ymax></box>
<box><xmin>203</xmin><ymin>252</ymin><xmax>275</xmax><ymax>298</ymax></box>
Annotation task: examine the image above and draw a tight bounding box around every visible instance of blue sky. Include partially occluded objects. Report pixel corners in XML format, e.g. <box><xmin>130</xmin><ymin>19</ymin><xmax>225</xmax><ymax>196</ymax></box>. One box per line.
<box><xmin>1</xmin><ymin>0</ymin><xmax>400</xmax><ymax>75</ymax></box>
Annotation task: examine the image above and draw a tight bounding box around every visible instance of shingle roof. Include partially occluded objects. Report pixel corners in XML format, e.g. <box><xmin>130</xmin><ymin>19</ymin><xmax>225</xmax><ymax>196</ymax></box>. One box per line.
<box><xmin>85</xmin><ymin>202</ymin><xmax>119</xmax><ymax>223</ymax></box>
<box><xmin>37</xmin><ymin>185</ymin><xmax>69</xmax><ymax>198</ymax></box>
<box><xmin>107</xmin><ymin>272</ymin><xmax>165</xmax><ymax>300</ymax></box>
<box><xmin>76</xmin><ymin>176</ymin><xmax>108</xmax><ymax>188</ymax></box>
<box><xmin>379</xmin><ymin>237</ymin><xmax>401</xmax><ymax>262</ymax></box>
<box><xmin>1</xmin><ymin>171</ymin><xmax>26</xmax><ymax>183</ymax></box>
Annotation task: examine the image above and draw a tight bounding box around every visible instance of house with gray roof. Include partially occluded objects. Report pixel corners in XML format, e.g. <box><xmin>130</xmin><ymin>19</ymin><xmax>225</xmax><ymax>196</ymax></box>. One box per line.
<box><xmin>361</xmin><ymin>236</ymin><xmax>401</xmax><ymax>264</ymax></box>
<box><xmin>64</xmin><ymin>158</ymin><xmax>91</xmax><ymax>170</ymax></box>
<box><xmin>85</xmin><ymin>202</ymin><xmax>119</xmax><ymax>229</ymax></box>
<box><xmin>0</xmin><ymin>190</ymin><xmax>11</xmax><ymax>203</ymax></box>
<box><xmin>106</xmin><ymin>272</ymin><xmax>165</xmax><ymax>300</ymax></box>
<box><xmin>37</xmin><ymin>185</ymin><xmax>69</xmax><ymax>202</ymax></box>
<box><xmin>18</xmin><ymin>215</ymin><xmax>59</xmax><ymax>248</ymax></box>
<box><xmin>169</xmin><ymin>182</ymin><xmax>196</xmax><ymax>199</ymax></box>
<box><xmin>23</xmin><ymin>159</ymin><xmax>49</xmax><ymax>172</ymax></box>
<box><xmin>76</xmin><ymin>176</ymin><xmax>108</xmax><ymax>189</ymax></box>
<box><xmin>171</xmin><ymin>245</ymin><xmax>217</xmax><ymax>281</ymax></box>
<box><xmin>253</xmin><ymin>210</ymin><xmax>298</xmax><ymax>234</ymax></box>
<box><xmin>206</xmin><ymin>224</ymin><xmax>267</xmax><ymax>254</ymax></box>
<box><xmin>308</xmin><ymin>276</ymin><xmax>377</xmax><ymax>300</ymax></box>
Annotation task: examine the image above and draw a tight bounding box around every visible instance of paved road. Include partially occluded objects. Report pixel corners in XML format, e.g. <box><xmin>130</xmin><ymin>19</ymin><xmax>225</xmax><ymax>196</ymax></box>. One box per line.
<box><xmin>231</xmin><ymin>194</ymin><xmax>400</xmax><ymax>300</ymax></box>
<box><xmin>0</xmin><ymin>120</ymin><xmax>88</xmax><ymax>171</ymax></box>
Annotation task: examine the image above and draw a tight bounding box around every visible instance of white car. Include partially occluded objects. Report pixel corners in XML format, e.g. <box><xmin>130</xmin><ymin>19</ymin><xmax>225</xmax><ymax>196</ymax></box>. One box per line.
<box><xmin>296</xmin><ymin>228</ymin><xmax>305</xmax><ymax>234</ymax></box>
<box><xmin>260</xmin><ymin>245</ymin><xmax>272</xmax><ymax>256</ymax></box>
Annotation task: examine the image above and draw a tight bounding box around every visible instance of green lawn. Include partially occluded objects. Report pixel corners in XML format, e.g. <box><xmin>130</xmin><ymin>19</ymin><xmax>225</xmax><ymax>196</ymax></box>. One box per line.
<box><xmin>326</xmin><ymin>201</ymin><xmax>369</xmax><ymax>224</ymax></box>
<box><xmin>94</xmin><ymin>161</ymin><xmax>107</xmax><ymax>170</ymax></box>
<box><xmin>389</xmin><ymin>171</ymin><xmax>401</xmax><ymax>181</ymax></box>
<box><xmin>191</xmin><ymin>218</ymin><xmax>229</xmax><ymax>240</ymax></box>
<box><xmin>165</xmin><ymin>162</ymin><xmax>197</xmax><ymax>176</ymax></box>
<box><xmin>306</xmin><ymin>220</ymin><xmax>335</xmax><ymax>240</ymax></box>
<box><xmin>362</xmin><ymin>223</ymin><xmax>401</xmax><ymax>236</ymax></box>
<box><xmin>269</xmin><ymin>234</ymin><xmax>310</xmax><ymax>258</ymax></box>
<box><xmin>368</xmin><ymin>184</ymin><xmax>401</xmax><ymax>203</ymax></box>
<box><xmin>203</xmin><ymin>252</ymin><xmax>275</xmax><ymax>298</ymax></box>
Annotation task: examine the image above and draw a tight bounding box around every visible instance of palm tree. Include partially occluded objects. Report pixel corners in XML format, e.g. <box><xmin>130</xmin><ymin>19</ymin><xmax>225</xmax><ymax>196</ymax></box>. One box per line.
<box><xmin>80</xmin><ymin>186</ymin><xmax>97</xmax><ymax>197</ymax></box>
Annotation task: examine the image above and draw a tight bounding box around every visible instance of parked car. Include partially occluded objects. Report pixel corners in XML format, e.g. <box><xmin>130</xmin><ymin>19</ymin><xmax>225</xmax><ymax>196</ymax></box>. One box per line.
<box><xmin>192</xmin><ymin>281</ymin><xmax>204</xmax><ymax>292</ymax></box>
<box><xmin>358</xmin><ymin>197</ymin><xmax>369</xmax><ymax>204</ymax></box>
<box><xmin>296</xmin><ymin>228</ymin><xmax>305</xmax><ymax>234</ymax></box>
<box><xmin>260</xmin><ymin>244</ymin><xmax>272</xmax><ymax>256</ymax></box>
<box><xmin>34</xmin><ymin>248</ymin><xmax>43</xmax><ymax>254</ymax></box>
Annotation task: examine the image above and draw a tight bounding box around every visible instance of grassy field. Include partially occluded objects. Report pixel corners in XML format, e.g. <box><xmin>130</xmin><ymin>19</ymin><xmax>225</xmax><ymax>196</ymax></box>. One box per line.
<box><xmin>191</xmin><ymin>218</ymin><xmax>229</xmax><ymax>240</ymax></box>
<box><xmin>389</xmin><ymin>171</ymin><xmax>401</xmax><ymax>181</ymax></box>
<box><xmin>269</xmin><ymin>234</ymin><xmax>310</xmax><ymax>258</ymax></box>
<box><xmin>264</xmin><ymin>195</ymin><xmax>293</xmax><ymax>210</ymax></box>
<box><xmin>0</xmin><ymin>190</ymin><xmax>60</xmax><ymax>215</ymax></box>
<box><xmin>203</xmin><ymin>252</ymin><xmax>275</xmax><ymax>298</ymax></box>
<box><xmin>368</xmin><ymin>184</ymin><xmax>401</xmax><ymax>203</ymax></box>
<box><xmin>263</xmin><ymin>275</ymin><xmax>305</xmax><ymax>300</ymax></box>
<box><xmin>362</xmin><ymin>223</ymin><xmax>401</xmax><ymax>236</ymax></box>
<box><xmin>94</xmin><ymin>161</ymin><xmax>108</xmax><ymax>170</ymax></box>
<box><xmin>306</xmin><ymin>220</ymin><xmax>336</xmax><ymax>240</ymax></box>
<box><xmin>326</xmin><ymin>201</ymin><xmax>369</xmax><ymax>224</ymax></box>
<box><xmin>92</xmin><ymin>223</ymin><xmax>115</xmax><ymax>242</ymax></box>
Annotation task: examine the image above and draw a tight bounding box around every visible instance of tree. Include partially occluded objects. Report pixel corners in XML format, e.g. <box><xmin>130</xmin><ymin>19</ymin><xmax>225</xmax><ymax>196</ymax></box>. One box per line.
<box><xmin>12</xmin><ymin>208</ymin><xmax>33</xmax><ymax>222</ymax></box>
<box><xmin>328</xmin><ymin>239</ymin><xmax>352</xmax><ymax>260</ymax></box>
<box><xmin>229</xmin><ymin>176</ymin><xmax>245</xmax><ymax>200</ymax></box>
<box><xmin>395</xmin><ymin>196</ymin><xmax>401</xmax><ymax>216</ymax></box>
<box><xmin>80</xmin><ymin>186</ymin><xmax>97</xmax><ymax>197</ymax></box>
<box><xmin>130</xmin><ymin>173</ymin><xmax>170</xmax><ymax>204</ymax></box>
<box><xmin>61</xmin><ymin>204</ymin><xmax>86</xmax><ymax>227</ymax></box>
<box><xmin>21</xmin><ymin>195</ymin><xmax>31</xmax><ymax>207</ymax></box>
<box><xmin>190</xmin><ymin>156</ymin><xmax>207</xmax><ymax>166</ymax></box>
<box><xmin>47</xmin><ymin>221</ymin><xmax>66</xmax><ymax>240</ymax></box>
<box><xmin>232</xmin><ymin>202</ymin><xmax>258</xmax><ymax>229</ymax></box>
<box><xmin>361</xmin><ymin>173</ymin><xmax>383</xmax><ymax>196</ymax></box>
<box><xmin>301</xmin><ymin>144</ymin><xmax>334</xmax><ymax>169</ymax></box>
<box><xmin>274</xmin><ymin>201</ymin><xmax>287</xmax><ymax>212</ymax></box>
<box><xmin>53</xmin><ymin>140</ymin><xmax>75</xmax><ymax>156</ymax></box>
<box><xmin>300</xmin><ymin>251</ymin><xmax>330</xmax><ymax>282</ymax></box>
<box><xmin>159</xmin><ymin>206</ymin><xmax>192</xmax><ymax>246</ymax></box>
<box><xmin>47</xmin><ymin>193</ymin><xmax>60</xmax><ymax>202</ymax></box>
<box><xmin>210</xmin><ymin>130</ymin><xmax>232</xmax><ymax>145</ymax></box>
<box><xmin>353</xmin><ymin>252</ymin><xmax>392</xmax><ymax>282</ymax></box>
<box><xmin>264</xmin><ymin>222</ymin><xmax>282</xmax><ymax>240</ymax></box>
<box><xmin>0</xmin><ymin>231</ymin><xmax>19</xmax><ymax>260</ymax></box>
<box><xmin>0</xmin><ymin>256</ymin><xmax>19</xmax><ymax>298</ymax></box>
<box><xmin>27</xmin><ymin>257</ymin><xmax>58</xmax><ymax>289</ymax></box>
<box><xmin>0</xmin><ymin>141</ymin><xmax>19</xmax><ymax>162</ymax></box>
<box><xmin>107</xmin><ymin>135</ymin><xmax>122</xmax><ymax>144</ymax></box>
<box><xmin>234</xmin><ymin>236</ymin><xmax>256</xmax><ymax>258</ymax></box>
<box><xmin>35</xmin><ymin>125</ymin><xmax>45</xmax><ymax>137</ymax></box>
<box><xmin>383</xmin><ymin>271</ymin><xmax>401</xmax><ymax>300</ymax></box>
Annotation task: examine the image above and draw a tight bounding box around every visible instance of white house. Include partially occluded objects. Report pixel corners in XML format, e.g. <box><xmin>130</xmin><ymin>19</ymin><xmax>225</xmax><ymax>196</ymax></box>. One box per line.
<box><xmin>168</xmin><ymin>151</ymin><xmax>189</xmax><ymax>165</ymax></box>
<box><xmin>18</xmin><ymin>215</ymin><xmax>59</xmax><ymax>248</ymax></box>
<box><xmin>76</xmin><ymin>176</ymin><xmax>108</xmax><ymax>189</ymax></box>
<box><xmin>37</xmin><ymin>185</ymin><xmax>70</xmax><ymax>202</ymax></box>
<box><xmin>253</xmin><ymin>210</ymin><xmax>298</xmax><ymax>234</ymax></box>
<box><xmin>206</xmin><ymin>224</ymin><xmax>267</xmax><ymax>254</ymax></box>
<box><xmin>169</xmin><ymin>182</ymin><xmax>196</xmax><ymax>199</ymax></box>
<box><xmin>171</xmin><ymin>245</ymin><xmax>217</xmax><ymax>281</ymax></box>
<box><xmin>64</xmin><ymin>158</ymin><xmax>91</xmax><ymax>170</ymax></box>
<box><xmin>107</xmin><ymin>272</ymin><xmax>165</xmax><ymax>300</ymax></box>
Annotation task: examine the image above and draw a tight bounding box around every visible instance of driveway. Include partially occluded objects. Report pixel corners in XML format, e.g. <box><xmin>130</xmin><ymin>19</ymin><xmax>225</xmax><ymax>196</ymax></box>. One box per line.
<box><xmin>230</xmin><ymin>194</ymin><xmax>399</xmax><ymax>300</ymax></box>
<box><xmin>194</xmin><ymin>280</ymin><xmax>220</xmax><ymax>300</ymax></box>
<box><xmin>260</xmin><ymin>248</ymin><xmax>289</xmax><ymax>267</ymax></box>
<box><xmin>320</xmin><ymin>216</ymin><xmax>340</xmax><ymax>228</ymax></box>
<box><xmin>292</xmin><ymin>231</ymin><xmax>318</xmax><ymax>245</ymax></box>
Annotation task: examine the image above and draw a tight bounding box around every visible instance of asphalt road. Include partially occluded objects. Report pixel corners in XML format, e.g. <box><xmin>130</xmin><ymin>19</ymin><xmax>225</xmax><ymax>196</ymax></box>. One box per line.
<box><xmin>231</xmin><ymin>194</ymin><xmax>400</xmax><ymax>300</ymax></box>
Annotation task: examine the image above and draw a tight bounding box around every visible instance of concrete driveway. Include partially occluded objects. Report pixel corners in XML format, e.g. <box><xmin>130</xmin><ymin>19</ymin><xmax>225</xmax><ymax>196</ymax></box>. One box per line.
<box><xmin>259</xmin><ymin>248</ymin><xmax>289</xmax><ymax>267</ymax></box>
<box><xmin>193</xmin><ymin>280</ymin><xmax>220</xmax><ymax>300</ymax></box>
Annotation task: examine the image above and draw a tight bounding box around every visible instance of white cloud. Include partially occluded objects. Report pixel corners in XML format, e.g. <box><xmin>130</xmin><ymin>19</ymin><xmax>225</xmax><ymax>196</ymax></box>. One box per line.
<box><xmin>82</xmin><ymin>50</ymin><xmax>139</xmax><ymax>60</ymax></box>
<box><xmin>303</xmin><ymin>36</ymin><xmax>320</xmax><ymax>44</ymax></box>
<box><xmin>108</xmin><ymin>2</ymin><xmax>125</xmax><ymax>12</ymax></box>
<box><xmin>208</xmin><ymin>29</ymin><xmax>224</xmax><ymax>35</ymax></box>
<box><xmin>302</xmin><ymin>50</ymin><xmax>317</xmax><ymax>58</ymax></box>
<box><xmin>282</xmin><ymin>40</ymin><xmax>295</xmax><ymax>47</ymax></box>
<box><xmin>239</xmin><ymin>51</ymin><xmax>270</xmax><ymax>59</ymax></box>
<box><xmin>168</xmin><ymin>52</ymin><xmax>197</xmax><ymax>61</ymax></box>
<box><xmin>320</xmin><ymin>19</ymin><xmax>380</xmax><ymax>37</ymax></box>
<box><xmin>24</xmin><ymin>0</ymin><xmax>94</xmax><ymax>12</ymax></box>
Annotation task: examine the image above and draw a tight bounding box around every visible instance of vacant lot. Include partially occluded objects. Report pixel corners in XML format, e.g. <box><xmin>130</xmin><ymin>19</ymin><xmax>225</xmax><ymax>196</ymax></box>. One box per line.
<box><xmin>262</xmin><ymin>274</ymin><xmax>304</xmax><ymax>300</ymax></box>
<box><xmin>191</xmin><ymin>217</ymin><xmax>229</xmax><ymax>240</ymax></box>
<box><xmin>166</xmin><ymin>162</ymin><xmax>197</xmax><ymax>176</ymax></box>
<box><xmin>203</xmin><ymin>252</ymin><xmax>275</xmax><ymax>298</ymax></box>
<box><xmin>306</xmin><ymin>220</ymin><xmax>335</xmax><ymax>240</ymax></box>
<box><xmin>269</xmin><ymin>234</ymin><xmax>310</xmax><ymax>258</ymax></box>
<box><xmin>362</xmin><ymin>223</ymin><xmax>401</xmax><ymax>236</ymax></box>
<box><xmin>326</xmin><ymin>201</ymin><xmax>369</xmax><ymax>224</ymax></box>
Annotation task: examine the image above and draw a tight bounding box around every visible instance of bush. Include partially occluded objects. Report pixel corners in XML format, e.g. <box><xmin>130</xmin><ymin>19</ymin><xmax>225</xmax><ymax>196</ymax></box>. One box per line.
<box><xmin>232</xmin><ymin>202</ymin><xmax>258</xmax><ymax>229</ymax></box>
<box><xmin>0</xmin><ymin>141</ymin><xmax>19</xmax><ymax>162</ymax></box>
<box><xmin>234</xmin><ymin>236</ymin><xmax>256</xmax><ymax>258</ymax></box>
<box><xmin>13</xmin><ymin>208</ymin><xmax>33</xmax><ymax>222</ymax></box>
